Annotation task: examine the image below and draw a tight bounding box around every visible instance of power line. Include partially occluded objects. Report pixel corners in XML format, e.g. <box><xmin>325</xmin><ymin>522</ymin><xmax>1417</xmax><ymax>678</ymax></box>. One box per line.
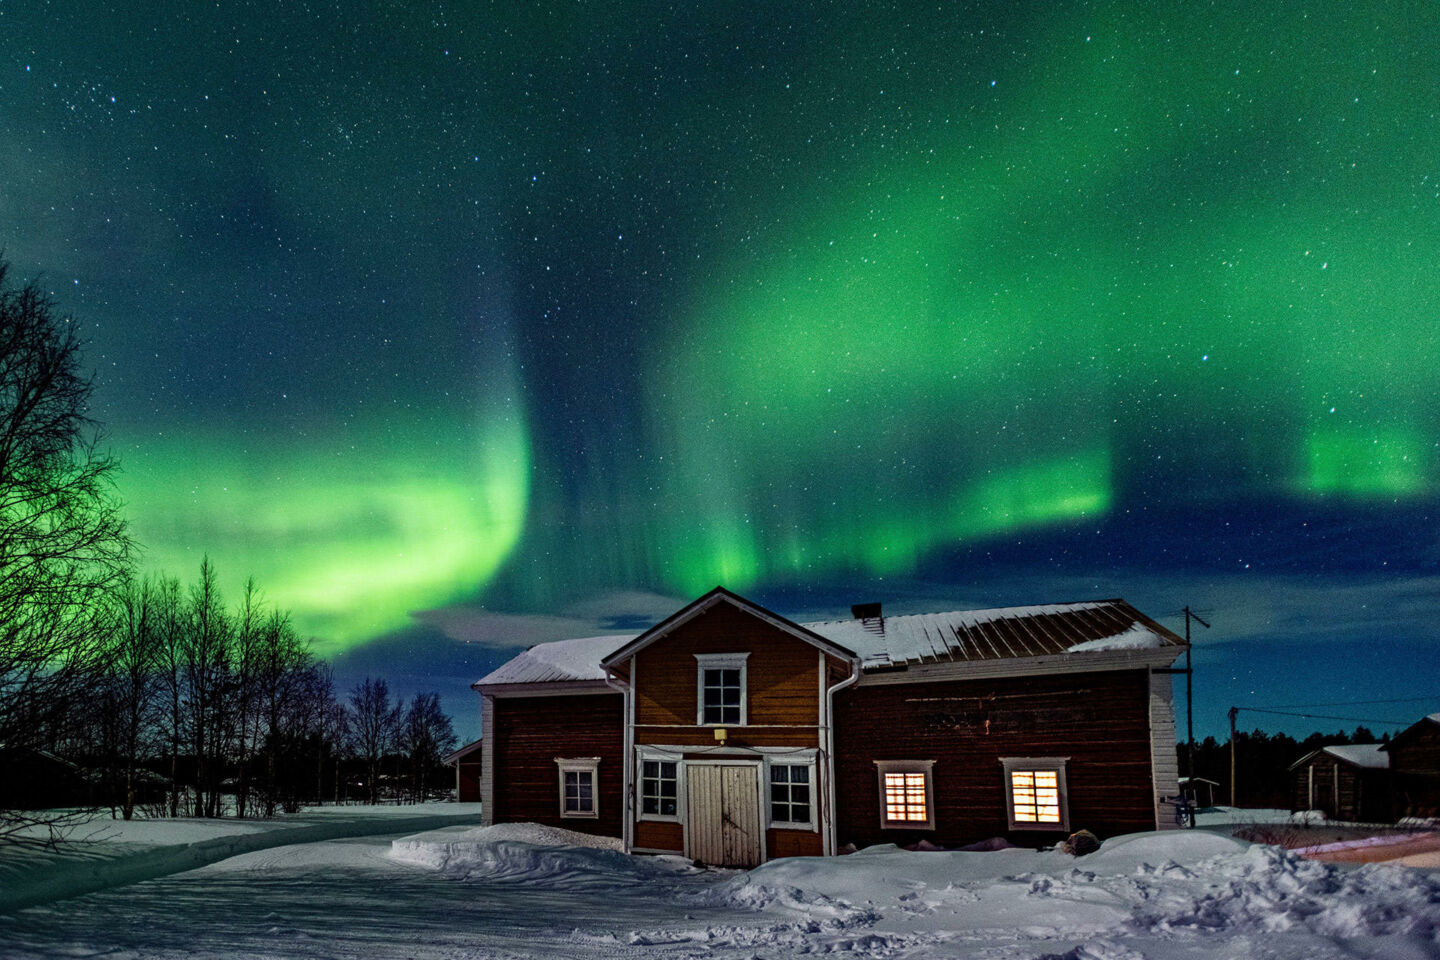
<box><xmin>1232</xmin><ymin>707</ymin><xmax>1413</xmax><ymax>726</ymax></box>
<box><xmin>1263</xmin><ymin>694</ymin><xmax>1440</xmax><ymax>709</ymax></box>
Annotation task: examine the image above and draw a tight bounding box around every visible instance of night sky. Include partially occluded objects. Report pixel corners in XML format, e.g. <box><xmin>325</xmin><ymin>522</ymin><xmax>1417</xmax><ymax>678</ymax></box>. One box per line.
<box><xmin>3</xmin><ymin>2</ymin><xmax>1436</xmax><ymax>743</ymax></box>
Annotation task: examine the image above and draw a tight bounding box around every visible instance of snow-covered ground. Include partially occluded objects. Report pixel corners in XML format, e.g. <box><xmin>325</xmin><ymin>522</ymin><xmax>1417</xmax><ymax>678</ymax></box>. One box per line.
<box><xmin>3</xmin><ymin>807</ymin><xmax>1438</xmax><ymax>959</ymax></box>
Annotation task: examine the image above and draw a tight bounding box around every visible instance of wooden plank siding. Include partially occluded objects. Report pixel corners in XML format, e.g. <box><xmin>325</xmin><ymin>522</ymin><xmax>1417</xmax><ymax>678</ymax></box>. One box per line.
<box><xmin>633</xmin><ymin>602</ymin><xmax>824</xmax><ymax>729</ymax></box>
<box><xmin>635</xmin><ymin>819</ymin><xmax>683</xmax><ymax>851</ymax></box>
<box><xmin>833</xmin><ymin>669</ymin><xmax>1156</xmax><ymax>848</ymax></box>
<box><xmin>490</xmin><ymin>692</ymin><xmax>624</xmax><ymax>839</ymax></box>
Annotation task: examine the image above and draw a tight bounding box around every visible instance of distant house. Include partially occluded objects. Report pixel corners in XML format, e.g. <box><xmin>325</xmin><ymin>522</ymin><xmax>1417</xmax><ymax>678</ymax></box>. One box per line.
<box><xmin>444</xmin><ymin>739</ymin><xmax>483</xmax><ymax>803</ymax></box>
<box><xmin>1288</xmin><ymin>743</ymin><xmax>1391</xmax><ymax>822</ymax></box>
<box><xmin>0</xmin><ymin>748</ymin><xmax>94</xmax><ymax>810</ymax></box>
<box><xmin>1384</xmin><ymin>713</ymin><xmax>1440</xmax><ymax>820</ymax></box>
<box><xmin>473</xmin><ymin>587</ymin><xmax>1187</xmax><ymax>867</ymax></box>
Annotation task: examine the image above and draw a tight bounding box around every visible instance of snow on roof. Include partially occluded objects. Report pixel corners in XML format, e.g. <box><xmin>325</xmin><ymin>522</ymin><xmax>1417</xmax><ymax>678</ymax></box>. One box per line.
<box><xmin>1063</xmin><ymin>622</ymin><xmax>1169</xmax><ymax>653</ymax></box>
<box><xmin>476</xmin><ymin>633</ymin><xmax>636</xmax><ymax>686</ymax></box>
<box><xmin>801</xmin><ymin>600</ymin><xmax>1180</xmax><ymax>668</ymax></box>
<box><xmin>1321</xmin><ymin>743</ymin><xmax>1389</xmax><ymax>769</ymax></box>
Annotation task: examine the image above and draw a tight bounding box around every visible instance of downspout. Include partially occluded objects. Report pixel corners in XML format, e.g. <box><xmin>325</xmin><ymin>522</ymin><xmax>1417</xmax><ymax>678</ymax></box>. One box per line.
<box><xmin>823</xmin><ymin>657</ymin><xmax>862</xmax><ymax>856</ymax></box>
<box><xmin>604</xmin><ymin>666</ymin><xmax>634</xmax><ymax>853</ymax></box>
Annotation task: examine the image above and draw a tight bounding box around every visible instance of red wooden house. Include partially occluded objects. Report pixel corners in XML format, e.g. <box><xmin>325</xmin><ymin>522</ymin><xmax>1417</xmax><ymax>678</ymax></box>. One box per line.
<box><xmin>475</xmin><ymin>587</ymin><xmax>1186</xmax><ymax>867</ymax></box>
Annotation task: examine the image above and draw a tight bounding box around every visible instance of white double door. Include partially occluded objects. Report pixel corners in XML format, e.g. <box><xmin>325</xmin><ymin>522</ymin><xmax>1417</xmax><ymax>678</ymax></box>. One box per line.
<box><xmin>684</xmin><ymin>762</ymin><xmax>763</xmax><ymax>868</ymax></box>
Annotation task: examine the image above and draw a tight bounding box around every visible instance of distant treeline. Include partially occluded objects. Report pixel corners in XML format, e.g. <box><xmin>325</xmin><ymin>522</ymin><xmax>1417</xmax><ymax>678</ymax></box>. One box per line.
<box><xmin>15</xmin><ymin>560</ymin><xmax>457</xmax><ymax>823</ymax></box>
<box><xmin>1180</xmin><ymin>725</ymin><xmax>1388</xmax><ymax>809</ymax></box>
<box><xmin>0</xmin><ymin>256</ymin><xmax>457</xmax><ymax>845</ymax></box>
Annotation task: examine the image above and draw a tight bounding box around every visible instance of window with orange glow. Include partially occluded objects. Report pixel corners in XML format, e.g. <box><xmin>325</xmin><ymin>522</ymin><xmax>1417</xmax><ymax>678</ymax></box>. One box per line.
<box><xmin>875</xmin><ymin>760</ymin><xmax>935</xmax><ymax>829</ymax></box>
<box><xmin>1001</xmin><ymin>757</ymin><xmax>1069</xmax><ymax>831</ymax></box>
<box><xmin>883</xmin><ymin>772</ymin><xmax>928</xmax><ymax>823</ymax></box>
<box><xmin>1010</xmin><ymin>770</ymin><xmax>1061</xmax><ymax>823</ymax></box>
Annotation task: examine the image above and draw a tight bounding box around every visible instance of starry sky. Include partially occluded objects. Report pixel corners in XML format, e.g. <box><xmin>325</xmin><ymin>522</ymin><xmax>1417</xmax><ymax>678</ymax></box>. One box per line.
<box><xmin>2</xmin><ymin>2</ymin><xmax>1437</xmax><ymax>744</ymax></box>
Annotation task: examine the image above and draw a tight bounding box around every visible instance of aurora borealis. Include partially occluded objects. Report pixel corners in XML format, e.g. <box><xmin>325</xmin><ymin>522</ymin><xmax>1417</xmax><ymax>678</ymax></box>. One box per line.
<box><xmin>2</xmin><ymin>2</ymin><xmax>1436</xmax><ymax>739</ymax></box>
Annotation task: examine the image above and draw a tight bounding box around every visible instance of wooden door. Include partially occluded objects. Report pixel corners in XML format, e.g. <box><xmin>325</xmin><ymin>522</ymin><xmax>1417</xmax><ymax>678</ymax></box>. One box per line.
<box><xmin>685</xmin><ymin>763</ymin><xmax>763</xmax><ymax>868</ymax></box>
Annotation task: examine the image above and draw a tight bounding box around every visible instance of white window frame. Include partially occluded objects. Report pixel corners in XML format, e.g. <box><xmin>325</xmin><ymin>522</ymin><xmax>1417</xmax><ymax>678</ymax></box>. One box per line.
<box><xmin>765</xmin><ymin>757</ymin><xmax>818</xmax><ymax>831</ymax></box>
<box><xmin>695</xmin><ymin>653</ymin><xmax>749</xmax><ymax>726</ymax></box>
<box><xmin>555</xmin><ymin>757</ymin><xmax>600</xmax><ymax>819</ymax></box>
<box><xmin>638</xmin><ymin>756</ymin><xmax>681</xmax><ymax>823</ymax></box>
<box><xmin>875</xmin><ymin>759</ymin><xmax>936</xmax><ymax>830</ymax></box>
<box><xmin>1001</xmin><ymin>757</ymin><xmax>1070</xmax><ymax>832</ymax></box>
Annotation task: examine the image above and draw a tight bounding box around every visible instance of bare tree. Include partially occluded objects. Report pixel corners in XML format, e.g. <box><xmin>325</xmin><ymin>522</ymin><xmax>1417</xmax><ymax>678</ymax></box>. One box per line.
<box><xmin>183</xmin><ymin>558</ymin><xmax>231</xmax><ymax>817</ymax></box>
<box><xmin>347</xmin><ymin>677</ymin><xmax>400</xmax><ymax>805</ymax></box>
<box><xmin>0</xmin><ymin>260</ymin><xmax>130</xmax><ymax>844</ymax></box>
<box><xmin>153</xmin><ymin>575</ymin><xmax>186</xmax><ymax>817</ymax></box>
<box><xmin>400</xmin><ymin>692</ymin><xmax>457</xmax><ymax>803</ymax></box>
<box><xmin>105</xmin><ymin>576</ymin><xmax>161</xmax><ymax>820</ymax></box>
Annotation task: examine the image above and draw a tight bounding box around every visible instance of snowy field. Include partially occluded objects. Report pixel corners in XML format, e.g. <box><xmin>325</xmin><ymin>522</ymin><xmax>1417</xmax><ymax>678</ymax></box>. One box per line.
<box><xmin>2</xmin><ymin>807</ymin><xmax>1438</xmax><ymax>960</ymax></box>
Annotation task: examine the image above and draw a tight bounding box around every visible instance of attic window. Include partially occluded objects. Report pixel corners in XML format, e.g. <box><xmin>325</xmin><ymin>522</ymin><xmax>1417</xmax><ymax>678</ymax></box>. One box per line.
<box><xmin>1002</xmin><ymin>757</ymin><xmax>1069</xmax><ymax>831</ymax></box>
<box><xmin>695</xmin><ymin>653</ymin><xmax>748</xmax><ymax>726</ymax></box>
<box><xmin>875</xmin><ymin>759</ymin><xmax>935</xmax><ymax>830</ymax></box>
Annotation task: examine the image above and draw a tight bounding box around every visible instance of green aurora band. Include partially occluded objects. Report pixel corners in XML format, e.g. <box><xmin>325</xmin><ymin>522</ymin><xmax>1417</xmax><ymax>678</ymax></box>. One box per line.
<box><xmin>105</xmin><ymin>2</ymin><xmax>1440</xmax><ymax>639</ymax></box>
<box><xmin>643</xmin><ymin>6</ymin><xmax>1438</xmax><ymax>596</ymax></box>
<box><xmin>122</xmin><ymin>408</ymin><xmax>530</xmax><ymax>654</ymax></box>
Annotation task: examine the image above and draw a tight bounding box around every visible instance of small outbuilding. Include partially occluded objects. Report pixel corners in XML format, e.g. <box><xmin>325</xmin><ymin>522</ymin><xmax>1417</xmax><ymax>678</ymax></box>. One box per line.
<box><xmin>444</xmin><ymin>738</ymin><xmax>484</xmax><ymax>803</ymax></box>
<box><xmin>1383</xmin><ymin>713</ymin><xmax>1440</xmax><ymax>820</ymax></box>
<box><xmin>1288</xmin><ymin>743</ymin><xmax>1390</xmax><ymax>823</ymax></box>
<box><xmin>1177</xmin><ymin>776</ymin><xmax>1219</xmax><ymax>809</ymax></box>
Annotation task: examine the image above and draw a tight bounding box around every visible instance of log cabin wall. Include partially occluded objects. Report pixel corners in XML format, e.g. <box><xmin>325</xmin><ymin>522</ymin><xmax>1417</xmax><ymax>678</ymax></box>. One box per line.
<box><xmin>1292</xmin><ymin>757</ymin><xmax>1337</xmax><ymax>817</ymax></box>
<box><xmin>833</xmin><ymin>668</ymin><xmax>1156</xmax><ymax>848</ymax></box>
<box><xmin>1290</xmin><ymin>757</ymin><xmax>1393</xmax><ymax>822</ymax></box>
<box><xmin>1388</xmin><ymin>721</ymin><xmax>1440</xmax><ymax>818</ymax></box>
<box><xmin>489</xmin><ymin>691</ymin><xmax>624</xmax><ymax>839</ymax></box>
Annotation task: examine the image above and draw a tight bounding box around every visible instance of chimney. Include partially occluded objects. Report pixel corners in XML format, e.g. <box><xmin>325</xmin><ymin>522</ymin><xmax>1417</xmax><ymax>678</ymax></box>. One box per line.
<box><xmin>851</xmin><ymin>602</ymin><xmax>882</xmax><ymax>620</ymax></box>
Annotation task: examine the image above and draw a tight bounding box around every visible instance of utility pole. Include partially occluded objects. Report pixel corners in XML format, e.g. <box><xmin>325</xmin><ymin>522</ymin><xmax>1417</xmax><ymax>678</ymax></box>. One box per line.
<box><xmin>1228</xmin><ymin>706</ymin><xmax>1239</xmax><ymax>808</ymax></box>
<box><xmin>1182</xmin><ymin>607</ymin><xmax>1209</xmax><ymax>827</ymax></box>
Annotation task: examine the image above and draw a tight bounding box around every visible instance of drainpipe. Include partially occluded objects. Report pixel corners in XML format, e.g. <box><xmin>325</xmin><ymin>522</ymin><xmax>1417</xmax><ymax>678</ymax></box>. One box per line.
<box><xmin>823</xmin><ymin>657</ymin><xmax>862</xmax><ymax>856</ymax></box>
<box><xmin>604</xmin><ymin>667</ymin><xmax>634</xmax><ymax>853</ymax></box>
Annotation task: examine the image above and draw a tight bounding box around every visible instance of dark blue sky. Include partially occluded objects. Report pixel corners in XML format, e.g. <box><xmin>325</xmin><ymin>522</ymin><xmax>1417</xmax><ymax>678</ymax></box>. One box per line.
<box><xmin>2</xmin><ymin>2</ymin><xmax>1436</xmax><ymax>743</ymax></box>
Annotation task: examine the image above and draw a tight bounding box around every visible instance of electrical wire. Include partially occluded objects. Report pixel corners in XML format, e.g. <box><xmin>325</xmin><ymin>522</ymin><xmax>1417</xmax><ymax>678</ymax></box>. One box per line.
<box><xmin>1262</xmin><ymin>694</ymin><xmax>1440</xmax><ymax>709</ymax></box>
<box><xmin>1232</xmin><ymin>707</ymin><xmax>1413</xmax><ymax>726</ymax></box>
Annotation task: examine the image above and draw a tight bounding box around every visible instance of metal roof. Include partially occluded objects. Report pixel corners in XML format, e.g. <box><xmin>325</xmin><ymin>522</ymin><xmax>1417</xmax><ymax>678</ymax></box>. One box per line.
<box><xmin>474</xmin><ymin>597</ymin><xmax>1183</xmax><ymax>687</ymax></box>
<box><xmin>802</xmin><ymin>599</ymin><xmax>1183</xmax><ymax>668</ymax></box>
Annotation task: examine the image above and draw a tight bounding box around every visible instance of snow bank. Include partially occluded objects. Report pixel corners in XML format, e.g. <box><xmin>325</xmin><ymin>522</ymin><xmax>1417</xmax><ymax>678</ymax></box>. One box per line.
<box><xmin>713</xmin><ymin>831</ymin><xmax>1440</xmax><ymax>946</ymax></box>
<box><xmin>390</xmin><ymin>823</ymin><xmax>695</xmax><ymax>887</ymax></box>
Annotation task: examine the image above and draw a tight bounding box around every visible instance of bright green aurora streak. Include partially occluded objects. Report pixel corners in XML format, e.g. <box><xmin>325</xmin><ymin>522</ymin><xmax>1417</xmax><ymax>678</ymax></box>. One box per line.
<box><xmin>644</xmin><ymin>6</ymin><xmax>1438</xmax><ymax>596</ymax></box>
<box><xmin>123</xmin><ymin>408</ymin><xmax>529</xmax><ymax>654</ymax></box>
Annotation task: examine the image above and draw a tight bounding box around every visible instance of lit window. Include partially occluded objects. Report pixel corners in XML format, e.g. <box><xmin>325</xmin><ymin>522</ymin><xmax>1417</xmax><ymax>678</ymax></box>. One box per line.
<box><xmin>555</xmin><ymin>758</ymin><xmax>600</xmax><ymax>818</ymax></box>
<box><xmin>874</xmin><ymin>759</ymin><xmax>935</xmax><ymax>830</ymax></box>
<box><xmin>641</xmin><ymin>759</ymin><xmax>678</xmax><ymax>818</ymax></box>
<box><xmin>769</xmin><ymin>762</ymin><xmax>812</xmax><ymax>827</ymax></box>
<box><xmin>695</xmin><ymin>653</ymin><xmax>748</xmax><ymax>725</ymax></box>
<box><xmin>1002</xmin><ymin>757</ymin><xmax>1069</xmax><ymax>831</ymax></box>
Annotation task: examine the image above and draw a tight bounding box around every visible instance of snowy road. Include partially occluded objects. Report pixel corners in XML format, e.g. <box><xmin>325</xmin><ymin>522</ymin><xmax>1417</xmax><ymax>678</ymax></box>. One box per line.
<box><xmin>4</xmin><ymin>831</ymin><xmax>768</xmax><ymax>960</ymax></box>
<box><xmin>4</xmin><ymin>816</ymin><xmax>1439</xmax><ymax>960</ymax></box>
